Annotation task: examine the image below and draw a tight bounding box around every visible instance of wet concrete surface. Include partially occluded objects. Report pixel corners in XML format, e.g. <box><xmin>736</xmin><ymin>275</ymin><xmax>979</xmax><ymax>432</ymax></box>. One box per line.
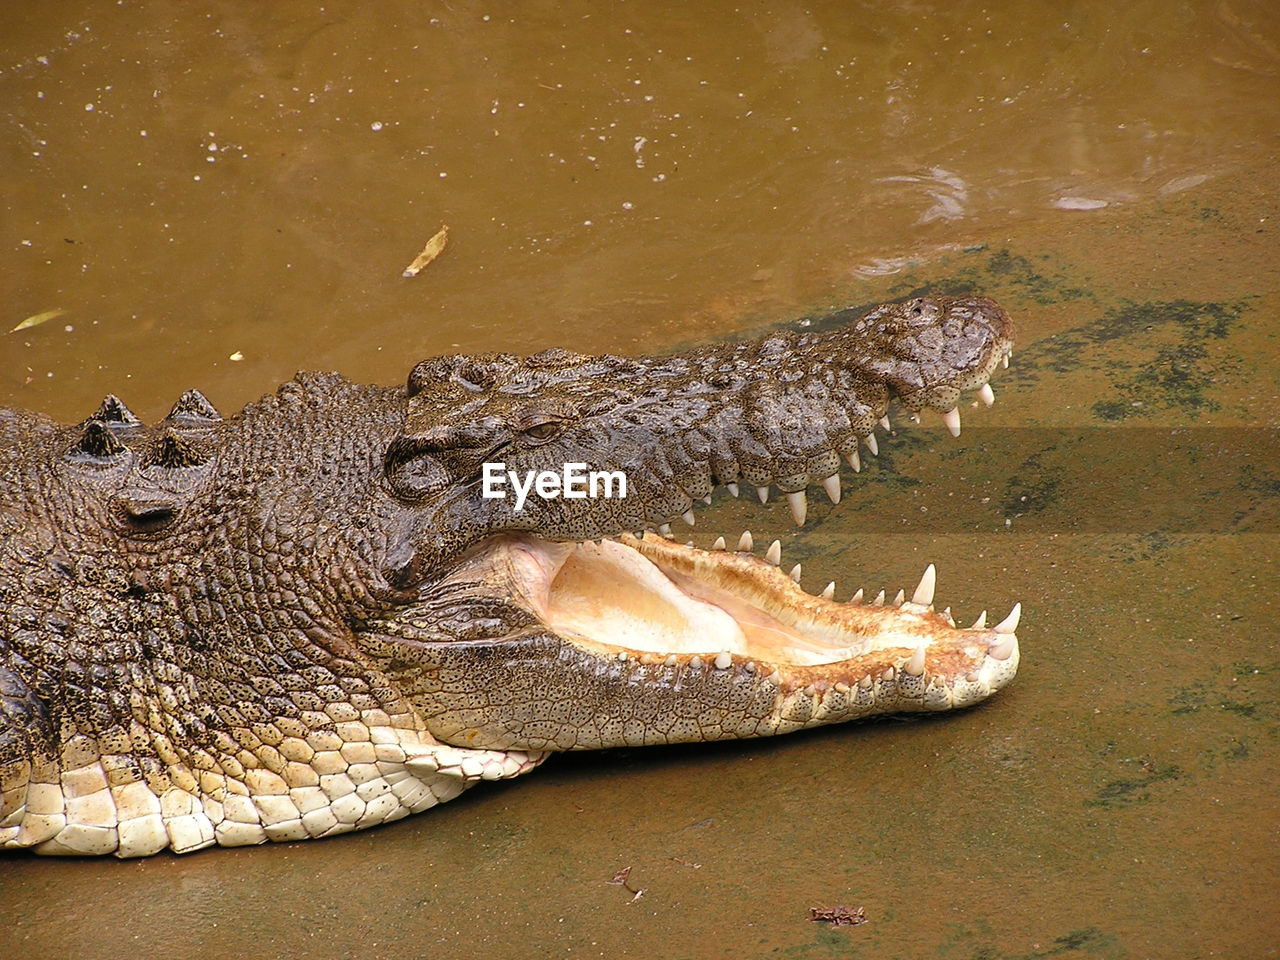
<box><xmin>2</xmin><ymin>1</ymin><xmax>1277</xmax><ymax>957</ymax></box>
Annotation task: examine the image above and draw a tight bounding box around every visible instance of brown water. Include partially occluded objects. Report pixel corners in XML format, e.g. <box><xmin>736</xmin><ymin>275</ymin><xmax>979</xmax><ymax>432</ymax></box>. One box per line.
<box><xmin>2</xmin><ymin>2</ymin><xmax>1277</xmax><ymax>958</ymax></box>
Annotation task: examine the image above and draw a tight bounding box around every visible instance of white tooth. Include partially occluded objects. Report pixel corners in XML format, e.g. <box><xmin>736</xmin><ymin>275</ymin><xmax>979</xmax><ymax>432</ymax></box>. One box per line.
<box><xmin>618</xmin><ymin>651</ymin><xmax>629</xmax><ymax>661</ymax></box>
<box><xmin>864</xmin><ymin>433</ymin><xmax>879</xmax><ymax>456</ymax></box>
<box><xmin>689</xmin><ymin>656</ymin><xmax>703</xmax><ymax>669</ymax></box>
<box><xmin>702</xmin><ymin>496</ymin><xmax>712</xmax><ymax>506</ymax></box>
<box><xmin>756</xmin><ymin>485</ymin><xmax>770</xmax><ymax>504</ymax></box>
<box><xmin>659</xmin><ymin>523</ymin><xmax>672</xmax><ymax>537</ymax></box>
<box><xmin>726</xmin><ymin>482</ymin><xmax>740</xmax><ymax>498</ymax></box>
<box><xmin>893</xmin><ymin>588</ymin><xmax>905</xmax><ymax>606</ymax></box>
<box><xmin>664</xmin><ymin>654</ymin><xmax>678</xmax><ymax>666</ymax></box>
<box><xmin>682</xmin><ymin>509</ymin><xmax>696</xmax><ymax>526</ymax></box>
<box><xmin>979</xmin><ymin>383</ymin><xmax>995</xmax><ymax>406</ymax></box>
<box><xmin>1002</xmin><ymin>354</ymin><xmax>1009</xmax><ymax>368</ymax></box>
<box><xmin>943</xmin><ymin>407</ymin><xmax>961</xmax><ymax>437</ymax></box>
<box><xmin>834</xmin><ymin>681</ymin><xmax>850</xmax><ymax>694</ymax></box>
<box><xmin>845</xmin><ymin>449</ymin><xmax>861</xmax><ymax>473</ymax></box>
<box><xmin>786</xmin><ymin>490</ymin><xmax>807</xmax><ymax>526</ymax></box>
<box><xmin>872</xmin><ymin>590</ymin><xmax>885</xmax><ymax>605</ymax></box>
<box><xmin>714</xmin><ymin>651</ymin><xmax>732</xmax><ymax>670</ymax></box>
<box><xmin>851</xmin><ymin>588</ymin><xmax>864</xmax><ymax>603</ymax></box>
<box><xmin>789</xmin><ymin>563</ymin><xmax>802</xmax><ymax>583</ymax></box>
<box><xmin>971</xmin><ymin>610</ymin><xmax>987</xmax><ymax>629</ymax></box>
<box><xmin>744</xmin><ymin>661</ymin><xmax>756</xmax><ymax>673</ymax></box>
<box><xmin>859</xmin><ymin>674</ymin><xmax>873</xmax><ymax>689</ymax></box>
<box><xmin>881</xmin><ymin>667</ymin><xmax>895</xmax><ymax>682</ymax></box>
<box><xmin>712</xmin><ymin>536</ymin><xmax>727</xmax><ymax>551</ymax></box>
<box><xmin>911</xmin><ymin>563</ymin><xmax>936</xmax><ymax>606</ymax></box>
<box><xmin>906</xmin><ymin>646</ymin><xmax>926</xmax><ymax>676</ymax></box>
<box><xmin>821</xmin><ymin>582</ymin><xmax>835</xmax><ymax>600</ymax></box>
<box><xmin>994</xmin><ymin>602</ymin><xmax>1021</xmax><ymax>634</ymax></box>
<box><xmin>738</xmin><ymin>530</ymin><xmax>754</xmax><ymax>552</ymax></box>
<box><xmin>942</xmin><ymin>606</ymin><xmax>954</xmax><ymax>626</ymax></box>
<box><xmin>765</xmin><ymin>540</ymin><xmax>782</xmax><ymax>565</ymax></box>
<box><xmin>879</xmin><ymin>415</ymin><xmax>891</xmax><ymax>431</ymax></box>
<box><xmin>911</xmin><ymin>412</ymin><xmax>921</xmax><ymax>424</ymax></box>
<box><xmin>686</xmin><ymin>541</ymin><xmax>694</xmax><ymax>547</ymax></box>
<box><xmin>821</xmin><ymin>474</ymin><xmax>841</xmax><ymax>504</ymax></box>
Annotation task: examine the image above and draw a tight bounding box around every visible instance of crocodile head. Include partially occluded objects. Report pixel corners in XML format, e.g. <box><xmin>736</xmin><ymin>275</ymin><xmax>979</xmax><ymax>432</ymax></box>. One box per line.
<box><xmin>0</xmin><ymin>294</ymin><xmax>1020</xmax><ymax>857</ymax></box>
<box><xmin>368</xmin><ymin>295</ymin><xmax>1020</xmax><ymax>752</ymax></box>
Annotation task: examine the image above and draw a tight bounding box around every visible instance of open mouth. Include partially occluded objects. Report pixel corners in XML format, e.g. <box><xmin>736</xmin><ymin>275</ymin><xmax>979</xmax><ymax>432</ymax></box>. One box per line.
<box><xmin>502</xmin><ymin>530</ymin><xmax>1020</xmax><ymax>709</ymax></box>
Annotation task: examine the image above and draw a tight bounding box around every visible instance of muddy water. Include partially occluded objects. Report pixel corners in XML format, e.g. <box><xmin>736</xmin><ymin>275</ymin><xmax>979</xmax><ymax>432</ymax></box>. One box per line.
<box><xmin>2</xmin><ymin>1</ymin><xmax>1278</xmax><ymax>957</ymax></box>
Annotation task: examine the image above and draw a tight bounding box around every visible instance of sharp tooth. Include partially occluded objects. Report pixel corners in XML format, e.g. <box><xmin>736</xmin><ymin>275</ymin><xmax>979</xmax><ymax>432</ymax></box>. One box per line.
<box><xmin>851</xmin><ymin>588</ymin><xmax>864</xmax><ymax>603</ymax></box>
<box><xmin>911</xmin><ymin>412</ymin><xmax>921</xmax><ymax>424</ymax></box>
<box><xmin>879</xmin><ymin>415</ymin><xmax>891</xmax><ymax>431</ymax></box>
<box><xmin>942</xmin><ymin>606</ymin><xmax>954</xmax><ymax>626</ymax></box>
<box><xmin>726</xmin><ymin>482</ymin><xmax>740</xmax><ymax>498</ymax></box>
<box><xmin>821</xmin><ymin>582</ymin><xmax>835</xmax><ymax>600</ymax></box>
<box><xmin>682</xmin><ymin>509</ymin><xmax>696</xmax><ymax>526</ymax></box>
<box><xmin>821</xmin><ymin>474</ymin><xmax>841</xmax><ymax>504</ymax></box>
<box><xmin>618</xmin><ymin>651</ymin><xmax>629</xmax><ymax>662</ymax></box>
<box><xmin>712</xmin><ymin>536</ymin><xmax>727</xmax><ymax>550</ymax></box>
<box><xmin>994</xmin><ymin>602</ymin><xmax>1021</xmax><ymax>634</ymax></box>
<box><xmin>756</xmin><ymin>485</ymin><xmax>770</xmax><ymax>504</ymax></box>
<box><xmin>765</xmin><ymin>540</ymin><xmax>782</xmax><ymax>565</ymax></box>
<box><xmin>872</xmin><ymin>590</ymin><xmax>885</xmax><ymax>605</ymax></box>
<box><xmin>702</xmin><ymin>496</ymin><xmax>712</xmax><ymax>506</ymax></box>
<box><xmin>659</xmin><ymin>524</ymin><xmax>672</xmax><ymax>537</ymax></box>
<box><xmin>979</xmin><ymin>383</ymin><xmax>995</xmax><ymax>406</ymax></box>
<box><xmin>845</xmin><ymin>449</ymin><xmax>861</xmax><ymax>473</ymax></box>
<box><xmin>786</xmin><ymin>490</ymin><xmax>807</xmax><ymax>526</ymax></box>
<box><xmin>738</xmin><ymin>530</ymin><xmax>754</xmax><ymax>552</ymax></box>
<box><xmin>864</xmin><ymin>433</ymin><xmax>879</xmax><ymax>455</ymax></box>
<box><xmin>893</xmin><ymin>588</ymin><xmax>905</xmax><ymax>606</ymax></box>
<box><xmin>971</xmin><ymin>610</ymin><xmax>987</xmax><ymax>629</ymax></box>
<box><xmin>689</xmin><ymin>656</ymin><xmax>703</xmax><ymax>669</ymax></box>
<box><xmin>714</xmin><ymin>651</ymin><xmax>732</xmax><ymax>670</ymax></box>
<box><xmin>911</xmin><ymin>563</ymin><xmax>936</xmax><ymax>606</ymax></box>
<box><xmin>1002</xmin><ymin>354</ymin><xmax>1009</xmax><ymax>369</ymax></box>
<box><xmin>789</xmin><ymin>563</ymin><xmax>802</xmax><ymax>583</ymax></box>
<box><xmin>859</xmin><ymin>674</ymin><xmax>873</xmax><ymax>689</ymax></box>
<box><xmin>881</xmin><ymin>666</ymin><xmax>895</xmax><ymax>682</ymax></box>
<box><xmin>943</xmin><ymin>407</ymin><xmax>961</xmax><ymax>437</ymax></box>
<box><xmin>905</xmin><ymin>646</ymin><xmax>926</xmax><ymax>676</ymax></box>
<box><xmin>664</xmin><ymin>654</ymin><xmax>678</xmax><ymax>666</ymax></box>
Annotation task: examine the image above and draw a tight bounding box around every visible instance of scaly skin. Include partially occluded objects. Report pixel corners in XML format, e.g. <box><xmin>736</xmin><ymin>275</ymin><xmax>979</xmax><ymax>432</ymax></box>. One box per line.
<box><xmin>0</xmin><ymin>296</ymin><xmax>1020</xmax><ymax>857</ymax></box>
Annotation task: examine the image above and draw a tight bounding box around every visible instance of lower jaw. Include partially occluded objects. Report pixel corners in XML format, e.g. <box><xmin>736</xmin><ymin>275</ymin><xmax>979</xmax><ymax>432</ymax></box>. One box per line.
<box><xmin>499</xmin><ymin>531</ymin><xmax>1020</xmax><ymax>696</ymax></box>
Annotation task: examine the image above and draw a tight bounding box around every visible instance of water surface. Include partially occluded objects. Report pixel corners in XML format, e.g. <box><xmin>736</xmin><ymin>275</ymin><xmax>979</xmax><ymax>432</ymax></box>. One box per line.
<box><xmin>2</xmin><ymin>2</ymin><xmax>1277</xmax><ymax>958</ymax></box>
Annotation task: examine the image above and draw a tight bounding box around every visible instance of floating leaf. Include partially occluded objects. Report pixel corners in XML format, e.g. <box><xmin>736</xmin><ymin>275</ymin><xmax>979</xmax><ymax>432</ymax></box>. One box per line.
<box><xmin>11</xmin><ymin>308</ymin><xmax>66</xmax><ymax>333</ymax></box>
<box><xmin>402</xmin><ymin>224</ymin><xmax>449</xmax><ymax>277</ymax></box>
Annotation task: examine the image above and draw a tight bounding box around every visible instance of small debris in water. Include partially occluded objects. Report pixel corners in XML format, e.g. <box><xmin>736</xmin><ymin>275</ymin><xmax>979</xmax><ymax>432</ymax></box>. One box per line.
<box><xmin>228</xmin><ymin>351</ymin><xmax>244</xmax><ymax>361</ymax></box>
<box><xmin>808</xmin><ymin>905</ymin><xmax>866</xmax><ymax>926</ymax></box>
<box><xmin>669</xmin><ymin>857</ymin><xmax>702</xmax><ymax>869</ymax></box>
<box><xmin>402</xmin><ymin>224</ymin><xmax>450</xmax><ymax>277</ymax></box>
<box><xmin>1053</xmin><ymin>196</ymin><xmax>1109</xmax><ymax>210</ymax></box>
<box><xmin>606</xmin><ymin>865</ymin><xmax>646</xmax><ymax>903</ymax></box>
<box><xmin>11</xmin><ymin>307</ymin><xmax>66</xmax><ymax>332</ymax></box>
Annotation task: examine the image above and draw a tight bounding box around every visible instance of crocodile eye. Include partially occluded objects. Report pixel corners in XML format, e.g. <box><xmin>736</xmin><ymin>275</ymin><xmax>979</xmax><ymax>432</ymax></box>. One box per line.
<box><xmin>522</xmin><ymin>421</ymin><xmax>562</xmax><ymax>443</ymax></box>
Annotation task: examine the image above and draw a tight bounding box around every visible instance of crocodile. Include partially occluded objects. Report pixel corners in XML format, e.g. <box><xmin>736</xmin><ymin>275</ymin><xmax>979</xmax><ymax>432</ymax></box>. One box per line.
<box><xmin>0</xmin><ymin>295</ymin><xmax>1021</xmax><ymax>858</ymax></box>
